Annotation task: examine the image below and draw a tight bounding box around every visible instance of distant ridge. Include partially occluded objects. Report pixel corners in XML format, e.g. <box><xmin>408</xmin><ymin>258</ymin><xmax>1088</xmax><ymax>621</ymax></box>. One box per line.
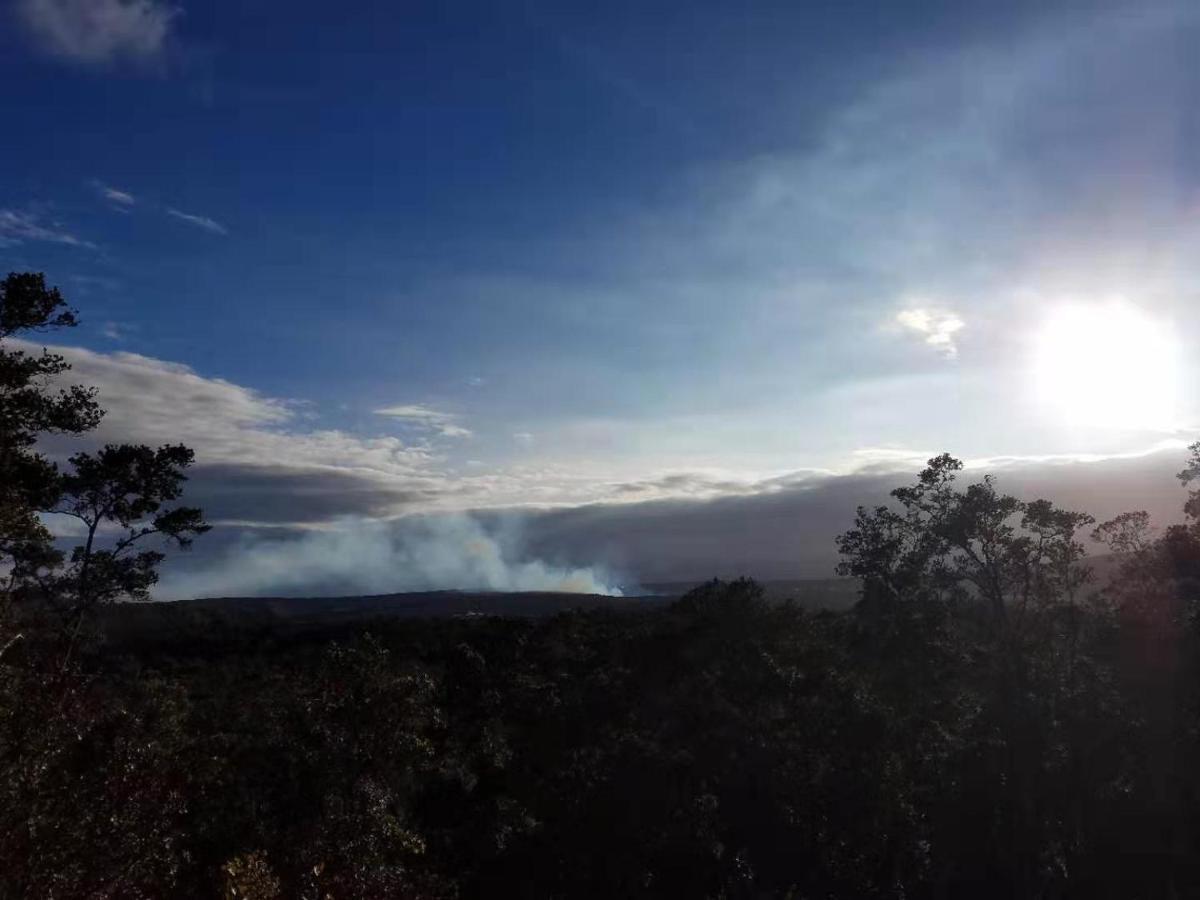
<box><xmin>99</xmin><ymin>590</ymin><xmax>668</xmax><ymax>650</ymax></box>
<box><xmin>100</xmin><ymin>579</ymin><xmax>861</xmax><ymax>649</ymax></box>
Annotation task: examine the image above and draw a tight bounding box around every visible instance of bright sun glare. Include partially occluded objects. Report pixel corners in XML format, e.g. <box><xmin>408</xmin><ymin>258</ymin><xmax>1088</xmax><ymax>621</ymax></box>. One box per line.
<box><xmin>1031</xmin><ymin>300</ymin><xmax>1180</xmax><ymax>431</ymax></box>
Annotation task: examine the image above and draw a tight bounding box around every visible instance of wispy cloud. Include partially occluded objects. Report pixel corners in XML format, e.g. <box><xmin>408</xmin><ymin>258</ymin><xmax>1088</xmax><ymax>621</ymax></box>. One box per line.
<box><xmin>375</xmin><ymin>404</ymin><xmax>472</xmax><ymax>439</ymax></box>
<box><xmin>91</xmin><ymin>180</ymin><xmax>135</xmax><ymax>207</ymax></box>
<box><xmin>18</xmin><ymin>0</ymin><xmax>178</xmax><ymax>65</ymax></box>
<box><xmin>895</xmin><ymin>307</ymin><xmax>965</xmax><ymax>359</ymax></box>
<box><xmin>100</xmin><ymin>321</ymin><xmax>126</xmax><ymax>340</ymax></box>
<box><xmin>166</xmin><ymin>207</ymin><xmax>228</xmax><ymax>235</ymax></box>
<box><xmin>0</xmin><ymin>209</ymin><xmax>94</xmax><ymax>249</ymax></box>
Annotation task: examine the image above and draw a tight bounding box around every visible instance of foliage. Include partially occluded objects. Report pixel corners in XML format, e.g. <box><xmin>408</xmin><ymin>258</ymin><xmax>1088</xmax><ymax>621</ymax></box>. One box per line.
<box><xmin>0</xmin><ymin>272</ymin><xmax>208</xmax><ymax>622</ymax></box>
<box><xmin>0</xmin><ymin>273</ymin><xmax>209</xmax><ymax>897</ymax></box>
<box><xmin>0</xmin><ymin>272</ymin><xmax>102</xmax><ymax>586</ymax></box>
<box><xmin>50</xmin><ymin>443</ymin><xmax>209</xmax><ymax>612</ymax></box>
<box><xmin>836</xmin><ymin>453</ymin><xmax>1096</xmax><ymax>629</ymax></box>
<box><xmin>5</xmin><ymin>539</ymin><xmax>1198</xmax><ymax>898</ymax></box>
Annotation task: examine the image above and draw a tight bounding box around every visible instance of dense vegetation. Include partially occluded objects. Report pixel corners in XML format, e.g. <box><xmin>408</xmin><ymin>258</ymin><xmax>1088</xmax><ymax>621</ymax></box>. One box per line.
<box><xmin>4</xmin><ymin>273</ymin><xmax>1200</xmax><ymax>897</ymax></box>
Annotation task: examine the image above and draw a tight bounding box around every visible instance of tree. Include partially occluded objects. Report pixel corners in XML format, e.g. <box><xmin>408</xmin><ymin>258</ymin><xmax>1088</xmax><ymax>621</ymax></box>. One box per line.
<box><xmin>672</xmin><ymin>576</ymin><xmax>768</xmax><ymax>621</ymax></box>
<box><xmin>1178</xmin><ymin>441</ymin><xmax>1200</xmax><ymax>523</ymax></box>
<box><xmin>0</xmin><ymin>273</ymin><xmax>102</xmax><ymax>592</ymax></box>
<box><xmin>837</xmin><ymin>456</ymin><xmax>1137</xmax><ymax>897</ymax></box>
<box><xmin>0</xmin><ymin>275</ymin><xmax>211</xmax><ymax>897</ymax></box>
<box><xmin>1094</xmin><ymin>445</ymin><xmax>1200</xmax><ymax>636</ymax></box>
<box><xmin>0</xmin><ymin>272</ymin><xmax>207</xmax><ymax>623</ymax></box>
<box><xmin>50</xmin><ymin>444</ymin><xmax>209</xmax><ymax>614</ymax></box>
<box><xmin>837</xmin><ymin>453</ymin><xmax>1094</xmax><ymax>630</ymax></box>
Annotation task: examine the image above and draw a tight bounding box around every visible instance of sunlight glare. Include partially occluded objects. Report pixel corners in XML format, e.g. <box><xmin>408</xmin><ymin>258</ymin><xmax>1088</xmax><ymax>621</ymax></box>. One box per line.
<box><xmin>1030</xmin><ymin>300</ymin><xmax>1179</xmax><ymax>431</ymax></box>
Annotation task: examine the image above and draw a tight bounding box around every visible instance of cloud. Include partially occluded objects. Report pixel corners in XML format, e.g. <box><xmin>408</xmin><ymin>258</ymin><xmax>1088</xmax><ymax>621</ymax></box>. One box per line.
<box><xmin>91</xmin><ymin>180</ymin><xmax>135</xmax><ymax>206</ymax></box>
<box><xmin>513</xmin><ymin>431</ymin><xmax>535</xmax><ymax>445</ymax></box>
<box><xmin>896</xmin><ymin>307</ymin><xmax>965</xmax><ymax>358</ymax></box>
<box><xmin>374</xmin><ymin>404</ymin><xmax>473</xmax><ymax>439</ymax></box>
<box><xmin>0</xmin><ymin>209</ymin><xmax>93</xmax><ymax>249</ymax></box>
<box><xmin>180</xmin><ymin>464</ymin><xmax>448</xmax><ymax>526</ymax></box>
<box><xmin>15</xmin><ymin>344</ymin><xmax>626</xmax><ymax>598</ymax></box>
<box><xmin>509</xmin><ymin>446</ymin><xmax>1196</xmax><ymax>583</ymax></box>
<box><xmin>22</xmin><ymin>340</ymin><xmax>453</xmax><ymax>524</ymax></box>
<box><xmin>14</xmin><ymin>342</ymin><xmax>625</xmax><ymax>599</ymax></box>
<box><xmin>18</xmin><ymin>0</ymin><xmax>177</xmax><ymax>65</ymax></box>
<box><xmin>572</xmin><ymin>3</ymin><xmax>1200</xmax><ymax>419</ymax></box>
<box><xmin>154</xmin><ymin>445</ymin><xmax>1198</xmax><ymax>599</ymax></box>
<box><xmin>100</xmin><ymin>321</ymin><xmax>126</xmax><ymax>340</ymax></box>
<box><xmin>166</xmin><ymin>208</ymin><xmax>228</xmax><ymax>235</ymax></box>
<box><xmin>21</xmin><ymin>338</ymin><xmax>1200</xmax><ymax>597</ymax></box>
<box><xmin>23</xmin><ymin>341</ymin><xmax>639</xmax><ymax>523</ymax></box>
<box><xmin>611</xmin><ymin>471</ymin><xmax>789</xmax><ymax>499</ymax></box>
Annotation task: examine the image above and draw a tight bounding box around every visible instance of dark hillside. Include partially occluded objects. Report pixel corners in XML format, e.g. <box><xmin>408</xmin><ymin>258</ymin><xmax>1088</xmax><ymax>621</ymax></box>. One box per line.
<box><xmin>96</xmin><ymin>579</ymin><xmax>861</xmax><ymax>651</ymax></box>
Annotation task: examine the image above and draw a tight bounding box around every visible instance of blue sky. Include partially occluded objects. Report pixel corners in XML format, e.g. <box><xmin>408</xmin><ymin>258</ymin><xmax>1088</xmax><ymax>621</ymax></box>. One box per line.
<box><xmin>4</xmin><ymin>0</ymin><xmax>1200</xmax><ymax>558</ymax></box>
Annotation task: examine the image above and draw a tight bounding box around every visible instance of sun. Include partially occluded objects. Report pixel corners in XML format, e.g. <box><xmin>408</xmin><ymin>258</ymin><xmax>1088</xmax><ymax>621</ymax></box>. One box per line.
<box><xmin>1030</xmin><ymin>300</ymin><xmax>1180</xmax><ymax>431</ymax></box>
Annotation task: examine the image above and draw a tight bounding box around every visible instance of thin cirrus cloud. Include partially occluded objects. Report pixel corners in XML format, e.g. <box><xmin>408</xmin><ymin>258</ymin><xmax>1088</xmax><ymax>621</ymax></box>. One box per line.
<box><xmin>0</xmin><ymin>208</ymin><xmax>93</xmax><ymax>249</ymax></box>
<box><xmin>374</xmin><ymin>404</ymin><xmax>473</xmax><ymax>439</ymax></box>
<box><xmin>166</xmin><ymin>208</ymin><xmax>228</xmax><ymax>235</ymax></box>
<box><xmin>84</xmin><ymin>185</ymin><xmax>232</xmax><ymax>236</ymax></box>
<box><xmin>17</xmin><ymin>0</ymin><xmax>178</xmax><ymax>66</ymax></box>
<box><xmin>91</xmin><ymin>180</ymin><xmax>135</xmax><ymax>207</ymax></box>
<box><xmin>895</xmin><ymin>308</ymin><xmax>965</xmax><ymax>359</ymax></box>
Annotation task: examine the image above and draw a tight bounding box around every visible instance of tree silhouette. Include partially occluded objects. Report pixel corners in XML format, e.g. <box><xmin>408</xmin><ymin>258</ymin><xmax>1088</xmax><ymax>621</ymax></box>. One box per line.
<box><xmin>51</xmin><ymin>443</ymin><xmax>209</xmax><ymax>614</ymax></box>
<box><xmin>0</xmin><ymin>273</ymin><xmax>102</xmax><ymax>593</ymax></box>
<box><xmin>0</xmin><ymin>272</ymin><xmax>207</xmax><ymax>626</ymax></box>
<box><xmin>837</xmin><ymin>453</ymin><xmax>1094</xmax><ymax>630</ymax></box>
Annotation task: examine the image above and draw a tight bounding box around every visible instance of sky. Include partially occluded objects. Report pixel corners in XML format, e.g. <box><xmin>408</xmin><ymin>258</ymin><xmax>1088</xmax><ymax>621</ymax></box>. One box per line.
<box><xmin>3</xmin><ymin>0</ymin><xmax>1200</xmax><ymax>592</ymax></box>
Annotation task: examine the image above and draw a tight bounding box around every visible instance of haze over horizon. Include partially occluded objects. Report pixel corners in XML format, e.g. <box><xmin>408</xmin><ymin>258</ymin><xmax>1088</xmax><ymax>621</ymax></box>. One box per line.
<box><xmin>4</xmin><ymin>0</ymin><xmax>1200</xmax><ymax>594</ymax></box>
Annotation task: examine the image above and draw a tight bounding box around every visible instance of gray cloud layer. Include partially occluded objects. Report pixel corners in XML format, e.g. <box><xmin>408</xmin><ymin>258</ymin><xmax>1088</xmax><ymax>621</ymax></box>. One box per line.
<box><xmin>23</xmin><ymin>340</ymin><xmax>456</xmax><ymax>522</ymax></box>
<box><xmin>156</xmin><ymin>446</ymin><xmax>1195</xmax><ymax>598</ymax></box>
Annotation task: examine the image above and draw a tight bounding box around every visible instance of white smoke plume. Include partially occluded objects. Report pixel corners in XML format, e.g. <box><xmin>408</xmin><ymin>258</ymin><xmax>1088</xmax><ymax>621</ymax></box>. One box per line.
<box><xmin>154</xmin><ymin>514</ymin><xmax>626</xmax><ymax>600</ymax></box>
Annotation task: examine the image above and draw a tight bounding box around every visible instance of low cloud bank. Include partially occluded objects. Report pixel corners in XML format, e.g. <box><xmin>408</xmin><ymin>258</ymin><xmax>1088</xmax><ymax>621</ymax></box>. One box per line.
<box><xmin>510</xmin><ymin>448</ymin><xmax>1196</xmax><ymax>582</ymax></box>
<box><xmin>155</xmin><ymin>515</ymin><xmax>626</xmax><ymax>600</ymax></box>
<box><xmin>153</xmin><ymin>447</ymin><xmax>1195</xmax><ymax>601</ymax></box>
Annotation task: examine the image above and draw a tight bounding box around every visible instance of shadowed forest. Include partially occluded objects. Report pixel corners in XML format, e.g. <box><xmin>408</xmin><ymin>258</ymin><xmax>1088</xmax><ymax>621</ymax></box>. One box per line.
<box><xmin>6</xmin><ymin>273</ymin><xmax>1200</xmax><ymax>897</ymax></box>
